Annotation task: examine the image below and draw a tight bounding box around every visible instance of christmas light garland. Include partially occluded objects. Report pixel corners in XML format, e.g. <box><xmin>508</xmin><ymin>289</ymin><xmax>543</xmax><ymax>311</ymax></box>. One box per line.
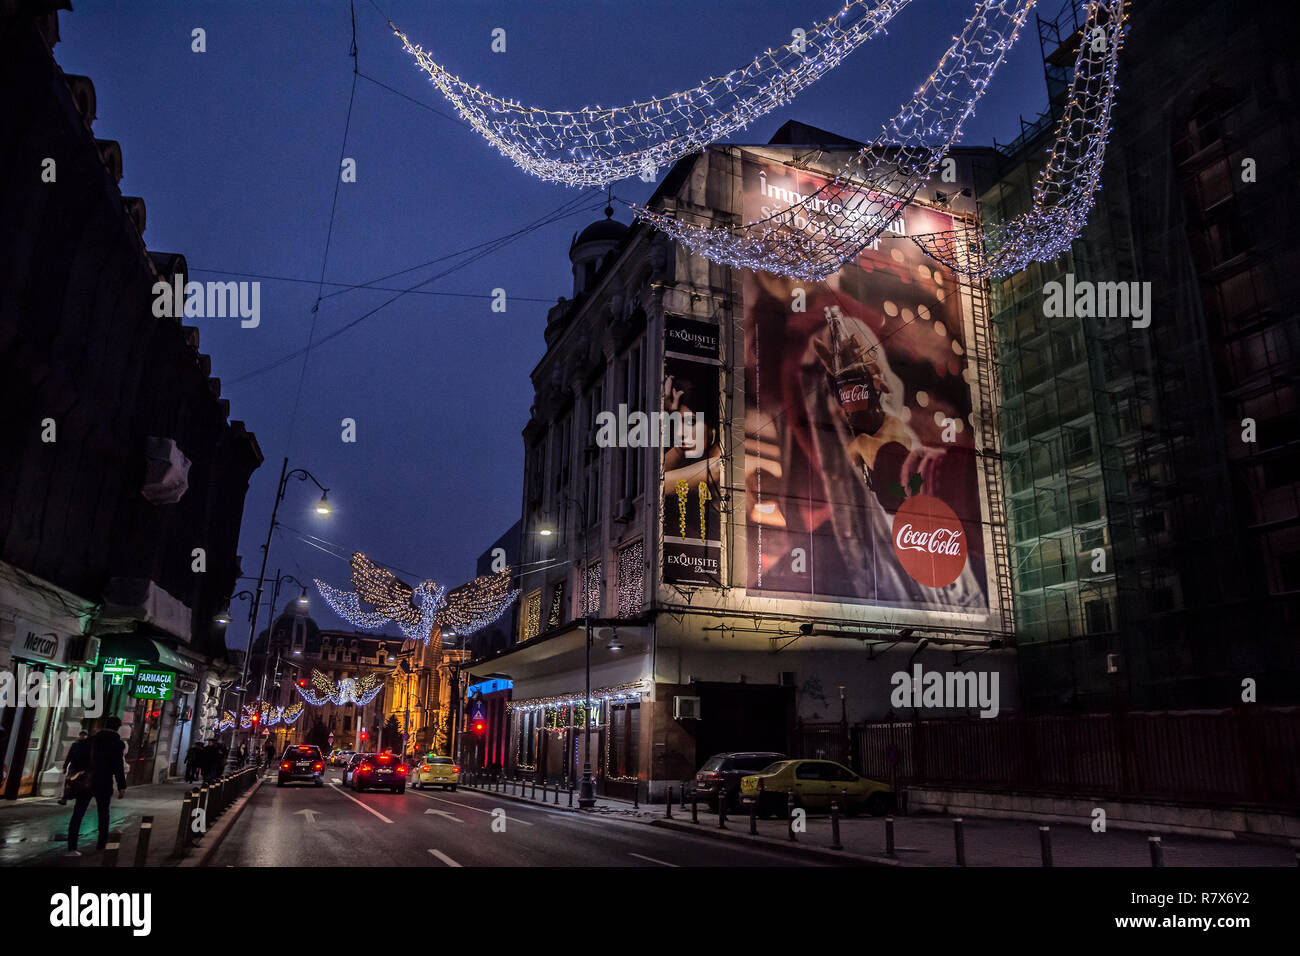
<box><xmin>295</xmin><ymin>669</ymin><xmax>386</xmax><ymax>707</ymax></box>
<box><xmin>633</xmin><ymin>0</ymin><xmax>1038</xmax><ymax>280</ymax></box>
<box><xmin>909</xmin><ymin>0</ymin><xmax>1125</xmax><ymax>277</ymax></box>
<box><xmin>392</xmin><ymin>0</ymin><xmax>914</xmax><ymax>187</ymax></box>
<box><xmin>507</xmin><ymin>681</ymin><xmax>647</xmax><ymax>714</ymax></box>
<box><xmin>314</xmin><ymin>553</ymin><xmax>519</xmax><ymax>645</ymax></box>
<box><xmin>239</xmin><ymin>700</ymin><xmax>306</xmax><ymax>728</ymax></box>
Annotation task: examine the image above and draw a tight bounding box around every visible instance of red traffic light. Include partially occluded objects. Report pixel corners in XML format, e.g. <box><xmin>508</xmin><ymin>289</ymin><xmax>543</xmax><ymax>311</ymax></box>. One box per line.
<box><xmin>298</xmin><ymin>679</ymin><xmax>306</xmax><ymax>687</ymax></box>
<box><xmin>472</xmin><ymin>720</ymin><xmax>485</xmax><ymax>734</ymax></box>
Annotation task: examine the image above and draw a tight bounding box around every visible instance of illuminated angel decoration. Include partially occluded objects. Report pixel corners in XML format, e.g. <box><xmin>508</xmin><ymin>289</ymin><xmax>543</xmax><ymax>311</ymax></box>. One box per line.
<box><xmin>391</xmin><ymin>0</ymin><xmax>914</xmax><ymax>187</ymax></box>
<box><xmin>240</xmin><ymin>701</ymin><xmax>305</xmax><ymax>728</ymax></box>
<box><xmin>295</xmin><ymin>669</ymin><xmax>386</xmax><ymax>707</ymax></box>
<box><xmin>314</xmin><ymin>552</ymin><xmax>520</xmax><ymax>645</ymax></box>
<box><xmin>215</xmin><ymin>711</ymin><xmax>237</xmax><ymax>733</ymax></box>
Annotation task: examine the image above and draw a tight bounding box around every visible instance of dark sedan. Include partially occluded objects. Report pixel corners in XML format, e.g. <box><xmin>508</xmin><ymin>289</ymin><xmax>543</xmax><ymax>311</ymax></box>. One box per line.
<box><xmin>278</xmin><ymin>744</ymin><xmax>325</xmax><ymax>787</ymax></box>
<box><xmin>694</xmin><ymin>751</ymin><xmax>788</xmax><ymax>809</ymax></box>
<box><xmin>351</xmin><ymin>751</ymin><xmax>408</xmax><ymax>793</ymax></box>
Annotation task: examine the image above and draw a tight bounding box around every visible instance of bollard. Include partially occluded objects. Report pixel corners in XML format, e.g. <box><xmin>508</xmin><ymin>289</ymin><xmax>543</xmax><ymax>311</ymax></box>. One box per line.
<box><xmin>172</xmin><ymin>791</ymin><xmax>196</xmax><ymax>857</ymax></box>
<box><xmin>102</xmin><ymin>834</ymin><xmax>121</xmax><ymax>867</ymax></box>
<box><xmin>885</xmin><ymin>815</ymin><xmax>895</xmax><ymax>856</ymax></box>
<box><xmin>787</xmin><ymin>789</ymin><xmax>797</xmax><ymax>842</ymax></box>
<box><xmin>830</xmin><ymin>801</ymin><xmax>843</xmax><ymax>850</ymax></box>
<box><xmin>1148</xmin><ymin>835</ymin><xmax>1164</xmax><ymax>868</ymax></box>
<box><xmin>568</xmin><ymin>786</ymin><xmax>574</xmax><ymax>808</ymax></box>
<box><xmin>134</xmin><ymin>816</ymin><xmax>154</xmax><ymax>868</ymax></box>
<box><xmin>749</xmin><ymin>797</ymin><xmax>758</xmax><ymax>835</ymax></box>
<box><xmin>554</xmin><ymin>783</ymin><xmax>560</xmax><ymax>805</ymax></box>
<box><xmin>691</xmin><ymin>789</ymin><xmax>699</xmax><ymax>824</ymax></box>
<box><xmin>197</xmin><ymin>785</ymin><xmax>209</xmax><ymax>826</ymax></box>
<box><xmin>665</xmin><ymin>787</ymin><xmax>674</xmax><ymax>818</ymax></box>
<box><xmin>953</xmin><ymin>818</ymin><xmax>966</xmax><ymax>867</ymax></box>
<box><xmin>717</xmin><ymin>792</ymin><xmax>727</xmax><ymax>829</ymax></box>
<box><xmin>1039</xmin><ymin>825</ymin><xmax>1053</xmax><ymax>867</ymax></box>
<box><xmin>633</xmin><ymin>786</ymin><xmax>639</xmax><ymax>810</ymax></box>
<box><xmin>680</xmin><ymin>782</ymin><xmax>688</xmax><ymax>810</ymax></box>
<box><xmin>531</xmin><ymin>779</ymin><xmax>537</xmax><ymax>800</ymax></box>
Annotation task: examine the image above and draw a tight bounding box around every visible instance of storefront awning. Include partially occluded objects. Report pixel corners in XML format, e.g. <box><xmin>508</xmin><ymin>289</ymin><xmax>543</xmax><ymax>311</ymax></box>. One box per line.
<box><xmin>97</xmin><ymin>634</ymin><xmax>197</xmax><ymax>676</ymax></box>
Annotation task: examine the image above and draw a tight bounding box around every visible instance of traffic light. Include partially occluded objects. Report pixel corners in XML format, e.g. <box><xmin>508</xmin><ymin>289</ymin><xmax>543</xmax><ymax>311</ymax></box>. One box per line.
<box><xmin>298</xmin><ymin>679</ymin><xmax>306</xmax><ymax>687</ymax></box>
<box><xmin>472</xmin><ymin>719</ymin><xmax>485</xmax><ymax>735</ymax></box>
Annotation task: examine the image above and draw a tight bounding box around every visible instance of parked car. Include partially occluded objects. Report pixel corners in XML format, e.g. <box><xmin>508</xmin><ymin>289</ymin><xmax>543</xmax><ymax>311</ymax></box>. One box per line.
<box><xmin>694</xmin><ymin>752</ymin><xmax>788</xmax><ymax>809</ymax></box>
<box><xmin>739</xmin><ymin>759</ymin><xmax>893</xmax><ymax>817</ymax></box>
<box><xmin>343</xmin><ymin>752</ymin><xmax>375</xmax><ymax>787</ymax></box>
<box><xmin>414</xmin><ymin>755</ymin><xmax>460</xmax><ymax>791</ymax></box>
<box><xmin>277</xmin><ymin>744</ymin><xmax>325</xmax><ymax>788</ymax></box>
<box><xmin>351</xmin><ymin>751</ymin><xmax>407</xmax><ymax>793</ymax></box>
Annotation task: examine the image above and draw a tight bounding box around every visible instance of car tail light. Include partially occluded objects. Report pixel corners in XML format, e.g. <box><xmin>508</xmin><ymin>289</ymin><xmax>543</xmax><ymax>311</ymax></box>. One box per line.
<box><xmin>313</xmin><ymin>762</ymin><xmax>323</xmax><ymax>772</ymax></box>
<box><xmin>359</xmin><ymin>764</ymin><xmax>372</xmax><ymax>773</ymax></box>
<box><xmin>705</xmin><ymin>772</ymin><xmax>722</xmax><ymax>781</ymax></box>
<box><xmin>281</xmin><ymin>762</ymin><xmax>291</xmax><ymax>770</ymax></box>
<box><xmin>397</xmin><ymin>765</ymin><xmax>407</xmax><ymax>775</ymax></box>
<box><xmin>452</xmin><ymin>767</ymin><xmax>460</xmax><ymax>774</ymax></box>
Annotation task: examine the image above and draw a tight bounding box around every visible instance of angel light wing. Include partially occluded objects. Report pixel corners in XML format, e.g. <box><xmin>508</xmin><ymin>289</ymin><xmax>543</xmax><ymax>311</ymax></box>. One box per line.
<box><xmin>435</xmin><ymin>569</ymin><xmax>521</xmax><ymax>637</ymax></box>
<box><xmin>350</xmin><ymin>552</ymin><xmax>423</xmax><ymax>625</ymax></box>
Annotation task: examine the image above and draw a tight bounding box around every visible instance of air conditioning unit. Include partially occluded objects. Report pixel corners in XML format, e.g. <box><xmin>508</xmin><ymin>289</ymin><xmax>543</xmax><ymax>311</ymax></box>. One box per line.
<box><xmin>614</xmin><ymin>497</ymin><xmax>634</xmax><ymax>523</ymax></box>
<box><xmin>674</xmin><ymin>695</ymin><xmax>701</xmax><ymax>720</ymax></box>
<box><xmin>71</xmin><ymin>635</ymin><xmax>101</xmax><ymax>667</ymax></box>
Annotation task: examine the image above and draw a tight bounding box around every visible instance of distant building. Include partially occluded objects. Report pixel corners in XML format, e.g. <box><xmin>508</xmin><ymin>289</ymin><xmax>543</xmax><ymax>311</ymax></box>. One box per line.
<box><xmin>0</xmin><ymin>7</ymin><xmax>261</xmax><ymax>795</ymax></box>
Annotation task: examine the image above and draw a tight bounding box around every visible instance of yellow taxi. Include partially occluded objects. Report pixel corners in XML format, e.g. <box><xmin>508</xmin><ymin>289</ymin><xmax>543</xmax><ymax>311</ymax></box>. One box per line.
<box><xmin>739</xmin><ymin>759</ymin><xmax>893</xmax><ymax>817</ymax></box>
<box><xmin>414</xmin><ymin>754</ymin><xmax>460</xmax><ymax>791</ymax></box>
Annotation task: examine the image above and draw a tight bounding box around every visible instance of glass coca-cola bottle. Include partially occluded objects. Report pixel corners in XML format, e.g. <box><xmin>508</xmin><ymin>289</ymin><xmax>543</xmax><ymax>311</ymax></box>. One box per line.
<box><xmin>825</xmin><ymin>310</ymin><xmax>886</xmax><ymax>437</ymax></box>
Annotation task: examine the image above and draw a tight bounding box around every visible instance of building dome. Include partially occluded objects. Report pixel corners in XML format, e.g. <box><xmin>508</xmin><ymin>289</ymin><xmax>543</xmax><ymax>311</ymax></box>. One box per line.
<box><xmin>569</xmin><ymin>206</ymin><xmax>627</xmax><ymax>296</ymax></box>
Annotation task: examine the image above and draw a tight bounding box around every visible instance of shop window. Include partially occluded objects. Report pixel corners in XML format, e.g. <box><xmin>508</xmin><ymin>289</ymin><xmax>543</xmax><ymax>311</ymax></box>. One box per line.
<box><xmin>520</xmin><ymin>590</ymin><xmax>541</xmax><ymax>642</ymax></box>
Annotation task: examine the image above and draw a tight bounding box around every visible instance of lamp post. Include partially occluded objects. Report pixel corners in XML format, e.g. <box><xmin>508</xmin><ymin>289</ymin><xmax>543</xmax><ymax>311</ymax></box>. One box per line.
<box><xmin>538</xmin><ymin>491</ymin><xmax>598</xmax><ymax>809</ymax></box>
<box><xmin>231</xmin><ymin>457</ymin><xmax>330</xmax><ymax>770</ymax></box>
<box><xmin>214</xmin><ymin>590</ymin><xmax>254</xmax><ymax>750</ymax></box>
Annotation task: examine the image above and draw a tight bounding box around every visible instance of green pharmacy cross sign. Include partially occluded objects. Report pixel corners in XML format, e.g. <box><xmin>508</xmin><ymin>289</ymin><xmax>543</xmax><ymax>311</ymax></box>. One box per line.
<box><xmin>132</xmin><ymin>669</ymin><xmax>175</xmax><ymax>701</ymax></box>
<box><xmin>102</xmin><ymin>658</ymin><xmax>137</xmax><ymax>686</ymax></box>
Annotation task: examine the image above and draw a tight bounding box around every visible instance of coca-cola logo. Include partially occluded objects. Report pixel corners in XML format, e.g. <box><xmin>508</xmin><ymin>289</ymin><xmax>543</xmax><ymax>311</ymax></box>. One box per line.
<box><xmin>839</xmin><ymin>383</ymin><xmax>876</xmax><ymax>406</ymax></box>
<box><xmin>891</xmin><ymin>494</ymin><xmax>967</xmax><ymax>588</ymax></box>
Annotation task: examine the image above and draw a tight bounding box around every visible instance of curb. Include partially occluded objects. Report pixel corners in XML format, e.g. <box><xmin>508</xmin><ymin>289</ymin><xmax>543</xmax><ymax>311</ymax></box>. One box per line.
<box><xmin>644</xmin><ymin>816</ymin><xmax>902</xmax><ymax>867</ymax></box>
<box><xmin>178</xmin><ymin>774</ymin><xmax>266</xmax><ymax>868</ymax></box>
<box><xmin>458</xmin><ymin>783</ymin><xmax>637</xmax><ymax>815</ymax></box>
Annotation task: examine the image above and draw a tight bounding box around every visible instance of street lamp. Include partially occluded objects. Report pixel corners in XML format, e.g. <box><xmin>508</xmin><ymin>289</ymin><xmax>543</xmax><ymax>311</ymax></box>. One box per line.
<box><xmin>231</xmin><ymin>458</ymin><xmax>331</xmax><ymax>770</ymax></box>
<box><xmin>537</xmin><ymin>492</ymin><xmax>599</xmax><ymax>809</ymax></box>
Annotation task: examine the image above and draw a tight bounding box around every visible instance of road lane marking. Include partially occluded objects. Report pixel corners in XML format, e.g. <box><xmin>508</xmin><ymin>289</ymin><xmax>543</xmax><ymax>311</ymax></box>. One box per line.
<box><xmin>328</xmin><ymin>783</ymin><xmax>393</xmax><ymax>824</ymax></box>
<box><xmin>424</xmin><ymin>809</ymin><xmax>463</xmax><ymax>823</ymax></box>
<box><xmin>628</xmin><ymin>852</ymin><xmax>679</xmax><ymax>867</ymax></box>
<box><xmin>295</xmin><ymin>809</ymin><xmax>322</xmax><ymax>824</ymax></box>
<box><xmin>404</xmin><ymin>788</ymin><xmax>535</xmax><ymax>826</ymax></box>
<box><xmin>428</xmin><ymin>849</ymin><xmax>462</xmax><ymax>867</ymax></box>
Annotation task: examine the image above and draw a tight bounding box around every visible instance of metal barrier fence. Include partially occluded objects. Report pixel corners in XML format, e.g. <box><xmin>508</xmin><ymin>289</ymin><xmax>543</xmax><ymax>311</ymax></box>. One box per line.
<box><xmin>850</xmin><ymin>707</ymin><xmax>1300</xmax><ymax>807</ymax></box>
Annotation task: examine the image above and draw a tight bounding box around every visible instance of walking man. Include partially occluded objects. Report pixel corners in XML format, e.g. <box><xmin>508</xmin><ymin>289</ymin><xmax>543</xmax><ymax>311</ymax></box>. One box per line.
<box><xmin>59</xmin><ymin>730</ymin><xmax>90</xmax><ymax>805</ymax></box>
<box><xmin>66</xmin><ymin>717</ymin><xmax>127</xmax><ymax>856</ymax></box>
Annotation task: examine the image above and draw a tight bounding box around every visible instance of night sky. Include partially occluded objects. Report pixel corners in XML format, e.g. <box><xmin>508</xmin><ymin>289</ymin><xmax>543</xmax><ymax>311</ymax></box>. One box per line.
<box><xmin>54</xmin><ymin>0</ymin><xmax>1053</xmax><ymax>650</ymax></box>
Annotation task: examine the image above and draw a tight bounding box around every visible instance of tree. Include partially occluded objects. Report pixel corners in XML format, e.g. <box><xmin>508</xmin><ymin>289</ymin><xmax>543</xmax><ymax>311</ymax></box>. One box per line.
<box><xmin>382</xmin><ymin>714</ymin><xmax>401</xmax><ymax>753</ymax></box>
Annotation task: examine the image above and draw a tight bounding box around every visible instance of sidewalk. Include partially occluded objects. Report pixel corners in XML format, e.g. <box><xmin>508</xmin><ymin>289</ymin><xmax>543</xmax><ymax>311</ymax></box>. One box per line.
<box><xmin>461</xmin><ymin>781</ymin><xmax>1299</xmax><ymax>866</ymax></box>
<box><xmin>1</xmin><ymin>778</ymin><xmax>200</xmax><ymax>867</ymax></box>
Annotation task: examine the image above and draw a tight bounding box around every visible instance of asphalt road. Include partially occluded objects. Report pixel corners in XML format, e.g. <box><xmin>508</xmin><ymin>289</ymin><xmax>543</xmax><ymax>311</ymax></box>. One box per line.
<box><xmin>207</xmin><ymin>773</ymin><xmax>820</xmax><ymax>867</ymax></box>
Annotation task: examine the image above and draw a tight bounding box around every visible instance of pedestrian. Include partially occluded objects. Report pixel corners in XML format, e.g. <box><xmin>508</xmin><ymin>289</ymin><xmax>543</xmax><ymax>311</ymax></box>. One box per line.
<box><xmin>66</xmin><ymin>717</ymin><xmax>127</xmax><ymax>856</ymax></box>
<box><xmin>237</xmin><ymin>743</ymin><xmax>247</xmax><ymax>767</ymax></box>
<box><xmin>59</xmin><ymin>730</ymin><xmax>90</xmax><ymax>805</ymax></box>
<box><xmin>264</xmin><ymin>740</ymin><xmax>274</xmax><ymax>768</ymax></box>
<box><xmin>184</xmin><ymin>740</ymin><xmax>203</xmax><ymax>783</ymax></box>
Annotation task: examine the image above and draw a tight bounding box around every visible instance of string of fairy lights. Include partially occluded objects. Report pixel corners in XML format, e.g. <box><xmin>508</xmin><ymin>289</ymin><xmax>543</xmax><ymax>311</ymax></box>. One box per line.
<box><xmin>391</xmin><ymin>0</ymin><xmax>914</xmax><ymax>188</ymax></box>
<box><xmin>294</xmin><ymin>669</ymin><xmax>386</xmax><ymax>707</ymax></box>
<box><xmin>631</xmin><ymin>0</ymin><xmax>1038</xmax><ymax>280</ymax></box>
<box><xmin>314</xmin><ymin>551</ymin><xmax>520</xmax><ymax>645</ymax></box>
<box><xmin>910</xmin><ymin>0</ymin><xmax>1125</xmax><ymax>277</ymax></box>
<box><xmin>214</xmin><ymin>701</ymin><xmax>306</xmax><ymax>732</ymax></box>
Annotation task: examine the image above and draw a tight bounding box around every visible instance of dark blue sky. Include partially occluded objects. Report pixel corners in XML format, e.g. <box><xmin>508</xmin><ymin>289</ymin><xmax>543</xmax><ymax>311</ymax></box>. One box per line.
<box><xmin>56</xmin><ymin>0</ymin><xmax>1053</xmax><ymax>650</ymax></box>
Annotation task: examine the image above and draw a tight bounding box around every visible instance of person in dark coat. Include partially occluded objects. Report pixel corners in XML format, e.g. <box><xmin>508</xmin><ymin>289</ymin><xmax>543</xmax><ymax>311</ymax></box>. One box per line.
<box><xmin>66</xmin><ymin>717</ymin><xmax>127</xmax><ymax>855</ymax></box>
<box><xmin>263</xmin><ymin>740</ymin><xmax>275</xmax><ymax>768</ymax></box>
<box><xmin>184</xmin><ymin>740</ymin><xmax>203</xmax><ymax>783</ymax></box>
<box><xmin>59</xmin><ymin>731</ymin><xmax>91</xmax><ymax>805</ymax></box>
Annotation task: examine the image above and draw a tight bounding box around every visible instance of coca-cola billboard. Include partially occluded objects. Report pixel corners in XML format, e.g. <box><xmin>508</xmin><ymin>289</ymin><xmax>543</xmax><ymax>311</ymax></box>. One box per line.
<box><xmin>741</xmin><ymin>152</ymin><xmax>990</xmax><ymax>611</ymax></box>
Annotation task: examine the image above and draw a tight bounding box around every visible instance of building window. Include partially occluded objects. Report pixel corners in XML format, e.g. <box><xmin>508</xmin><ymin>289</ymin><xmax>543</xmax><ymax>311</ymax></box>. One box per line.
<box><xmin>516</xmin><ymin>711</ymin><xmax>537</xmax><ymax>770</ymax></box>
<box><xmin>582</xmin><ymin>561</ymin><xmax>603</xmax><ymax>616</ymax></box>
<box><xmin>605</xmin><ymin>702</ymin><xmax>640</xmax><ymax>782</ymax></box>
<box><xmin>343</xmin><ymin>716</ymin><xmax>352</xmax><ymax>732</ymax></box>
<box><xmin>520</xmin><ymin>590</ymin><xmax>542</xmax><ymax>641</ymax></box>
<box><xmin>618</xmin><ymin>345</ymin><xmax>645</xmax><ymax>501</ymax></box>
<box><xmin>585</xmin><ymin>384</ymin><xmax>603</xmax><ymax>517</ymax></box>
<box><xmin>616</xmin><ymin>540</ymin><xmax>644</xmax><ymax>617</ymax></box>
<box><xmin>547</xmin><ymin>581</ymin><xmax>565</xmax><ymax>629</ymax></box>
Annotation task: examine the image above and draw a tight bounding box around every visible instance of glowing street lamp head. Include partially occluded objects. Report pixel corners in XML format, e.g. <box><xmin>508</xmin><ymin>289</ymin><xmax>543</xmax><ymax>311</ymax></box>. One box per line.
<box><xmin>315</xmin><ymin>491</ymin><xmax>331</xmax><ymax>515</ymax></box>
<box><xmin>538</xmin><ymin>528</ymin><xmax>553</xmax><ymax>537</ymax></box>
